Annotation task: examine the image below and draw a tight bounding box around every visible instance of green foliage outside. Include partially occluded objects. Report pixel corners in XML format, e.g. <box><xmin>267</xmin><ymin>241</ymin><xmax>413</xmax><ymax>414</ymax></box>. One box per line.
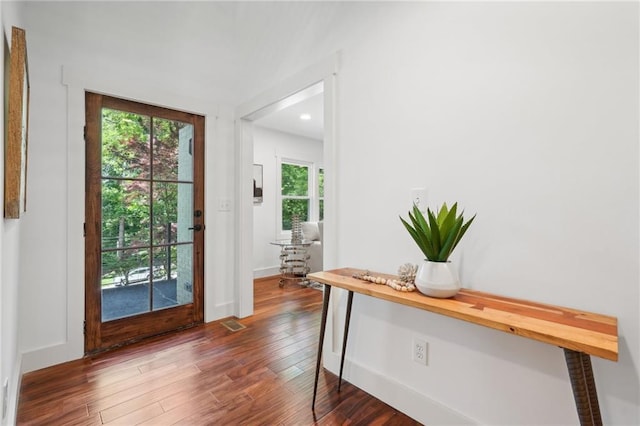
<box><xmin>282</xmin><ymin>199</ymin><xmax>309</xmax><ymax>230</ymax></box>
<box><xmin>318</xmin><ymin>169</ymin><xmax>324</xmax><ymax>221</ymax></box>
<box><xmin>101</xmin><ymin>108</ymin><xmax>187</xmax><ymax>285</ymax></box>
<box><xmin>281</xmin><ymin>163</ymin><xmax>309</xmax><ymax>230</ymax></box>
<box><xmin>318</xmin><ymin>168</ymin><xmax>324</xmax><ymax>197</ymax></box>
<box><xmin>281</xmin><ymin>163</ymin><xmax>308</xmax><ymax>196</ymax></box>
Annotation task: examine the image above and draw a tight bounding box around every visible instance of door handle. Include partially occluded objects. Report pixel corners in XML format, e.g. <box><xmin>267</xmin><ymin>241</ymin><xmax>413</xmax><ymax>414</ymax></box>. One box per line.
<box><xmin>188</xmin><ymin>224</ymin><xmax>203</xmax><ymax>231</ymax></box>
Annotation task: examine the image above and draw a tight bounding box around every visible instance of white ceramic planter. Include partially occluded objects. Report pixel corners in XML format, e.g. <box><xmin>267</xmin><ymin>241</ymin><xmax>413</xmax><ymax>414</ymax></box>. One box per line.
<box><xmin>414</xmin><ymin>260</ymin><xmax>461</xmax><ymax>298</ymax></box>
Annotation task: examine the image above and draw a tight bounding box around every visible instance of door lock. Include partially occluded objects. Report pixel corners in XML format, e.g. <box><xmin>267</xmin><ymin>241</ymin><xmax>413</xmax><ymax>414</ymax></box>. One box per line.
<box><xmin>188</xmin><ymin>224</ymin><xmax>203</xmax><ymax>231</ymax></box>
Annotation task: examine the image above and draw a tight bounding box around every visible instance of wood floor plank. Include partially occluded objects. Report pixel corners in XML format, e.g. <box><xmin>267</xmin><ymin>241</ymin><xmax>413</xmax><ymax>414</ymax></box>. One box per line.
<box><xmin>86</xmin><ymin>364</ymin><xmax>200</xmax><ymax>415</ymax></box>
<box><xmin>97</xmin><ymin>368</ymin><xmax>216</xmax><ymax>424</ymax></box>
<box><xmin>143</xmin><ymin>391</ymin><xmax>222</xmax><ymax>425</ymax></box>
<box><xmin>17</xmin><ymin>277</ymin><xmax>420</xmax><ymax>425</ymax></box>
<box><xmin>101</xmin><ymin>401</ymin><xmax>163</xmax><ymax>425</ymax></box>
<box><xmin>16</xmin><ymin>400</ymin><xmax>89</xmax><ymax>425</ymax></box>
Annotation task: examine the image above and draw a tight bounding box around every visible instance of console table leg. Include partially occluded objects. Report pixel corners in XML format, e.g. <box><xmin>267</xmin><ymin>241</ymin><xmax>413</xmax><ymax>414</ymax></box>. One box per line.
<box><xmin>338</xmin><ymin>290</ymin><xmax>354</xmax><ymax>392</ymax></box>
<box><xmin>564</xmin><ymin>348</ymin><xmax>602</xmax><ymax>426</ymax></box>
<box><xmin>312</xmin><ymin>284</ymin><xmax>331</xmax><ymax>411</ymax></box>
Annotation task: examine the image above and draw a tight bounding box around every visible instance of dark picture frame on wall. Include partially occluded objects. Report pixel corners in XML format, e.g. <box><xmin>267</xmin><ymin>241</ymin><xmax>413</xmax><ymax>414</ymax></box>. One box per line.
<box><xmin>253</xmin><ymin>164</ymin><xmax>263</xmax><ymax>204</ymax></box>
<box><xmin>4</xmin><ymin>26</ymin><xmax>30</xmax><ymax>219</ymax></box>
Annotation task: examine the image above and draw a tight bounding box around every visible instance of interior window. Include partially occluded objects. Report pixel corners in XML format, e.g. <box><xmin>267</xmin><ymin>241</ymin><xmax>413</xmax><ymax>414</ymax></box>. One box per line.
<box><xmin>281</xmin><ymin>161</ymin><xmax>310</xmax><ymax>231</ymax></box>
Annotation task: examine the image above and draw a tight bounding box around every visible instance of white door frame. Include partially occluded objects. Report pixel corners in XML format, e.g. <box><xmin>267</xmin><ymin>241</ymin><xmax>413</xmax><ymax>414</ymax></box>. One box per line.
<box><xmin>234</xmin><ymin>53</ymin><xmax>339</xmax><ymax>317</ymax></box>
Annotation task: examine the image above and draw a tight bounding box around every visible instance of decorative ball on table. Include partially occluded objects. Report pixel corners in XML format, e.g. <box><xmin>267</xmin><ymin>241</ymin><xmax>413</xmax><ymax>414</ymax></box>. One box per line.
<box><xmin>397</xmin><ymin>263</ymin><xmax>417</xmax><ymax>285</ymax></box>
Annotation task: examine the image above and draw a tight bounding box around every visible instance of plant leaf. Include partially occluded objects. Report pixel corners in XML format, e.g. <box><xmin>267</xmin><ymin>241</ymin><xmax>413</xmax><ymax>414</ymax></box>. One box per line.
<box><xmin>400</xmin><ymin>216</ymin><xmax>421</xmax><ymax>249</ymax></box>
<box><xmin>411</xmin><ymin>207</ymin><xmax>438</xmax><ymax>259</ymax></box>
<box><xmin>400</xmin><ymin>215</ymin><xmax>435</xmax><ymax>260</ymax></box>
<box><xmin>411</xmin><ymin>205</ymin><xmax>431</xmax><ymax>241</ymax></box>
<box><xmin>438</xmin><ymin>216</ymin><xmax>463</xmax><ymax>260</ymax></box>
<box><xmin>436</xmin><ymin>202</ymin><xmax>449</xmax><ymax>226</ymax></box>
<box><xmin>451</xmin><ymin>213</ymin><xmax>476</xmax><ymax>253</ymax></box>
<box><xmin>439</xmin><ymin>203</ymin><xmax>458</xmax><ymax>242</ymax></box>
<box><xmin>407</xmin><ymin>210</ymin><xmax>425</xmax><ymax>243</ymax></box>
<box><xmin>412</xmin><ymin>204</ymin><xmax>428</xmax><ymax>229</ymax></box>
<box><xmin>427</xmin><ymin>208</ymin><xmax>441</xmax><ymax>258</ymax></box>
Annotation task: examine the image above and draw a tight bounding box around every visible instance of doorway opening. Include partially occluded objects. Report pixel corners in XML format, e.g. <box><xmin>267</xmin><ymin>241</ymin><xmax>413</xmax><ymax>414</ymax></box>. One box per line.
<box><xmin>235</xmin><ymin>56</ymin><xmax>337</xmax><ymax>317</ymax></box>
<box><xmin>252</xmin><ymin>83</ymin><xmax>324</xmax><ymax>284</ymax></box>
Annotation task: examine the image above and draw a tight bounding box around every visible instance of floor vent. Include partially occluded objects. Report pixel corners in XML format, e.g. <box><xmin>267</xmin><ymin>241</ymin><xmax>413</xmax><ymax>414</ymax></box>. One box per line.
<box><xmin>221</xmin><ymin>319</ymin><xmax>246</xmax><ymax>332</ymax></box>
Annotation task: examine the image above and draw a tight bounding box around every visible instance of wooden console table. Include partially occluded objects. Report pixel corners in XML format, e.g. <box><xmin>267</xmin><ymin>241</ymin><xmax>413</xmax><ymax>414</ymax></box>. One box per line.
<box><xmin>308</xmin><ymin>268</ymin><xmax>618</xmax><ymax>426</ymax></box>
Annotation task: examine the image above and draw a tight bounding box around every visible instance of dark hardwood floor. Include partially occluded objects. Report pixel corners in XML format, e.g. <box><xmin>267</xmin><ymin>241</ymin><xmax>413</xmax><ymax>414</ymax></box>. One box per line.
<box><xmin>17</xmin><ymin>277</ymin><xmax>421</xmax><ymax>425</ymax></box>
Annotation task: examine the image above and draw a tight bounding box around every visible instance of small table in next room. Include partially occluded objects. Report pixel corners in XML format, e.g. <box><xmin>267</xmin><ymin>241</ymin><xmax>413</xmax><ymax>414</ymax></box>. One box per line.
<box><xmin>308</xmin><ymin>267</ymin><xmax>618</xmax><ymax>426</ymax></box>
<box><xmin>270</xmin><ymin>239</ymin><xmax>313</xmax><ymax>288</ymax></box>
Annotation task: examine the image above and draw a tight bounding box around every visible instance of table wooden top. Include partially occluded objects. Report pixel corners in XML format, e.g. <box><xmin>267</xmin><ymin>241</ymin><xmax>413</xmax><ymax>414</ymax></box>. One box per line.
<box><xmin>307</xmin><ymin>268</ymin><xmax>618</xmax><ymax>361</ymax></box>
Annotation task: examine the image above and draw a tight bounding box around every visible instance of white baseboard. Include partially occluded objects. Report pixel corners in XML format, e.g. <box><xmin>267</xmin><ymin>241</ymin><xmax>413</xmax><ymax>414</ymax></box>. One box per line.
<box><xmin>253</xmin><ymin>266</ymin><xmax>279</xmax><ymax>279</ymax></box>
<box><xmin>211</xmin><ymin>301</ymin><xmax>235</xmax><ymax>320</ymax></box>
<box><xmin>21</xmin><ymin>341</ymin><xmax>78</xmax><ymax>374</ymax></box>
<box><xmin>323</xmin><ymin>350</ymin><xmax>476</xmax><ymax>425</ymax></box>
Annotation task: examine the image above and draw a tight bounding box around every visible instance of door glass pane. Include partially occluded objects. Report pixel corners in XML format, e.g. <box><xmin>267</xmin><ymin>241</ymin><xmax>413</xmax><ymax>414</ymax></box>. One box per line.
<box><xmin>151</xmin><ymin>247</ymin><xmax>180</xmax><ymax>310</ymax></box>
<box><xmin>102</xmin><ymin>179</ymin><xmax>150</xmax><ymax>249</ymax></box>
<box><xmin>281</xmin><ymin>163</ymin><xmax>308</xmax><ymax>196</ymax></box>
<box><xmin>152</xmin><ymin>245</ymin><xmax>193</xmax><ymax>308</ymax></box>
<box><xmin>101</xmin><ymin>248</ymin><xmax>151</xmax><ymax>321</ymax></box>
<box><xmin>153</xmin><ymin>118</ymin><xmax>193</xmax><ymax>182</ymax></box>
<box><xmin>174</xmin><ymin>244</ymin><xmax>193</xmax><ymax>305</ymax></box>
<box><xmin>152</xmin><ymin>182</ymin><xmax>193</xmax><ymax>245</ymax></box>
<box><xmin>282</xmin><ymin>199</ymin><xmax>309</xmax><ymax>230</ymax></box>
<box><xmin>101</xmin><ymin>108</ymin><xmax>151</xmax><ymax>179</ymax></box>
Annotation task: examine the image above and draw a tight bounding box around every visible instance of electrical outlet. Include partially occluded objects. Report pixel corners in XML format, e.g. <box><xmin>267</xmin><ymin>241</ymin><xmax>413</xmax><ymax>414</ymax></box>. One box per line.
<box><xmin>413</xmin><ymin>338</ymin><xmax>428</xmax><ymax>366</ymax></box>
<box><xmin>411</xmin><ymin>188</ymin><xmax>427</xmax><ymax>210</ymax></box>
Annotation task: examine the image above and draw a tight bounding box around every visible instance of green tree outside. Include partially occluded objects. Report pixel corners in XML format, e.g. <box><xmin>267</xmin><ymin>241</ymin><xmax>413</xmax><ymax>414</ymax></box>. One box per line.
<box><xmin>100</xmin><ymin>108</ymin><xmax>186</xmax><ymax>285</ymax></box>
<box><xmin>281</xmin><ymin>163</ymin><xmax>310</xmax><ymax>230</ymax></box>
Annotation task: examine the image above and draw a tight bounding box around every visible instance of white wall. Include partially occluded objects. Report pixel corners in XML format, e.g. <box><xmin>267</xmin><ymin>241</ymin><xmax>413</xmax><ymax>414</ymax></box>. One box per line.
<box><xmin>252</xmin><ymin>126</ymin><xmax>323</xmax><ymax>277</ymax></box>
<box><xmin>1</xmin><ymin>3</ymin><xmax>25</xmax><ymax>425</ymax></box>
<box><xmin>327</xmin><ymin>2</ymin><xmax>639</xmax><ymax>425</ymax></box>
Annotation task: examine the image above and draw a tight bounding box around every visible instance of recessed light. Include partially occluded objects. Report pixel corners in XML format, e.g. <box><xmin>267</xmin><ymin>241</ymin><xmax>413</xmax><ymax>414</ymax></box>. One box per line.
<box><xmin>300</xmin><ymin>113</ymin><xmax>311</xmax><ymax>120</ymax></box>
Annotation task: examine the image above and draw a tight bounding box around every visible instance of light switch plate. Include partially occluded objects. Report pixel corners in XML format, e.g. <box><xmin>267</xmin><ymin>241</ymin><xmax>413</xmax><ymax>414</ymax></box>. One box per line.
<box><xmin>218</xmin><ymin>198</ymin><xmax>231</xmax><ymax>212</ymax></box>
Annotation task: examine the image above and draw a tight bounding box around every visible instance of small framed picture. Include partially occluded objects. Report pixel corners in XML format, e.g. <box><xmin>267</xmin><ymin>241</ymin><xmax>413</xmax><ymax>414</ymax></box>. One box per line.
<box><xmin>4</xmin><ymin>26</ymin><xmax>30</xmax><ymax>219</ymax></box>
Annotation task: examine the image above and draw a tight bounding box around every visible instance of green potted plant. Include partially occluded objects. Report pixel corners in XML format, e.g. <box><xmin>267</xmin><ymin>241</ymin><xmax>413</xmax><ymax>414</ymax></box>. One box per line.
<box><xmin>400</xmin><ymin>202</ymin><xmax>475</xmax><ymax>297</ymax></box>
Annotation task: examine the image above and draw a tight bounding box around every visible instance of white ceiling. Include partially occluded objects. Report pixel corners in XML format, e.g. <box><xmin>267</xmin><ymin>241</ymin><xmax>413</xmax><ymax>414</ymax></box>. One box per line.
<box><xmin>24</xmin><ymin>2</ymin><xmax>403</xmax><ymax>141</ymax></box>
<box><xmin>254</xmin><ymin>92</ymin><xmax>324</xmax><ymax>141</ymax></box>
<box><xmin>24</xmin><ymin>2</ymin><xmax>393</xmax><ymax>107</ymax></box>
